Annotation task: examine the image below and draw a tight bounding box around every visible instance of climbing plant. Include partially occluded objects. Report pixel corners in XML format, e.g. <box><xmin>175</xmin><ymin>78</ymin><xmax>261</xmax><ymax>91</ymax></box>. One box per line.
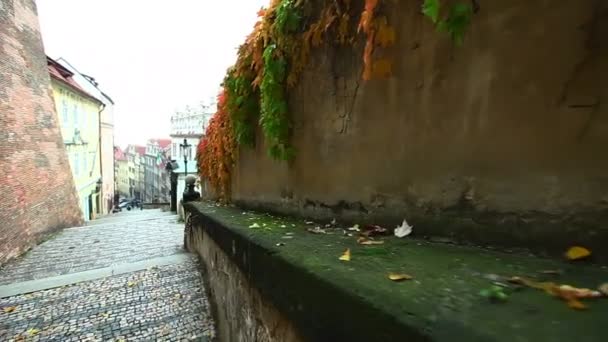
<box><xmin>422</xmin><ymin>0</ymin><xmax>475</xmax><ymax>46</ymax></box>
<box><xmin>199</xmin><ymin>0</ymin><xmax>475</xmax><ymax>201</ymax></box>
<box><xmin>197</xmin><ymin>91</ymin><xmax>236</xmax><ymax>201</ymax></box>
<box><xmin>225</xmin><ymin>67</ymin><xmax>259</xmax><ymax>148</ymax></box>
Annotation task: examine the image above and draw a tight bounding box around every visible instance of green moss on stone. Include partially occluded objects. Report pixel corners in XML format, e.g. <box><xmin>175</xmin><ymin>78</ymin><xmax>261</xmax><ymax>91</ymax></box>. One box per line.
<box><xmin>187</xmin><ymin>202</ymin><xmax>608</xmax><ymax>342</ymax></box>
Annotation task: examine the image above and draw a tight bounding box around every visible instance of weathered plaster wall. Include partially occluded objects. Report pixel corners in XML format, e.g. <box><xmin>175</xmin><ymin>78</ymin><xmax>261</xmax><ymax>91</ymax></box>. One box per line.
<box><xmin>0</xmin><ymin>0</ymin><xmax>83</xmax><ymax>264</ymax></box>
<box><xmin>232</xmin><ymin>1</ymin><xmax>608</xmax><ymax>257</ymax></box>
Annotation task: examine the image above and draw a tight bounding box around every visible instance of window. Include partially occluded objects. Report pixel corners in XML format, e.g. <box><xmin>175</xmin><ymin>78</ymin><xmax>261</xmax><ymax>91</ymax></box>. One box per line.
<box><xmin>61</xmin><ymin>100</ymin><xmax>68</xmax><ymax>123</ymax></box>
<box><xmin>74</xmin><ymin>153</ymin><xmax>80</xmax><ymax>176</ymax></box>
<box><xmin>73</xmin><ymin>104</ymin><xmax>79</xmax><ymax>126</ymax></box>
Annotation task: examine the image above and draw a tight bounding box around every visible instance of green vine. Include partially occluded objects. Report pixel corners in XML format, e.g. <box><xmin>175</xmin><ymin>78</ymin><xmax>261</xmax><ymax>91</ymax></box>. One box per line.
<box><xmin>225</xmin><ymin>67</ymin><xmax>259</xmax><ymax>147</ymax></box>
<box><xmin>260</xmin><ymin>43</ymin><xmax>294</xmax><ymax>160</ymax></box>
<box><xmin>274</xmin><ymin>0</ymin><xmax>301</xmax><ymax>36</ymax></box>
<box><xmin>422</xmin><ymin>0</ymin><xmax>474</xmax><ymax>46</ymax></box>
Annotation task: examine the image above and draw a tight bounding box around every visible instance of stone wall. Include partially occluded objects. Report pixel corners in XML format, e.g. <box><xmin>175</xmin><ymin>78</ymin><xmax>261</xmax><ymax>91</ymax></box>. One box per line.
<box><xmin>0</xmin><ymin>0</ymin><xmax>83</xmax><ymax>264</ymax></box>
<box><xmin>231</xmin><ymin>1</ymin><xmax>608</xmax><ymax>259</ymax></box>
<box><xmin>185</xmin><ymin>213</ymin><xmax>303</xmax><ymax>342</ymax></box>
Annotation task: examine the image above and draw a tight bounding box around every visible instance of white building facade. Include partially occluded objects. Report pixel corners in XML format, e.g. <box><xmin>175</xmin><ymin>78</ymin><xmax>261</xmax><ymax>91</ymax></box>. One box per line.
<box><xmin>169</xmin><ymin>102</ymin><xmax>215</xmax><ymax>164</ymax></box>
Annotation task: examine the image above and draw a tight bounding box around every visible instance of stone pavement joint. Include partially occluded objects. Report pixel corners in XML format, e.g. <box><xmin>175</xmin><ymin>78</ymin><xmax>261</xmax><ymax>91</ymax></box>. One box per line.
<box><xmin>0</xmin><ymin>253</ymin><xmax>191</xmax><ymax>298</ymax></box>
<box><xmin>0</xmin><ymin>210</ymin><xmax>215</xmax><ymax>341</ymax></box>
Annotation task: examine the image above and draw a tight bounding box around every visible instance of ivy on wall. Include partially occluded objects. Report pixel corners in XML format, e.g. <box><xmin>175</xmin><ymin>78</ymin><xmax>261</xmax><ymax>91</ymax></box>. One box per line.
<box><xmin>422</xmin><ymin>0</ymin><xmax>476</xmax><ymax>46</ymax></box>
<box><xmin>199</xmin><ymin>0</ymin><xmax>474</xmax><ymax>201</ymax></box>
<box><xmin>197</xmin><ymin>91</ymin><xmax>236</xmax><ymax>201</ymax></box>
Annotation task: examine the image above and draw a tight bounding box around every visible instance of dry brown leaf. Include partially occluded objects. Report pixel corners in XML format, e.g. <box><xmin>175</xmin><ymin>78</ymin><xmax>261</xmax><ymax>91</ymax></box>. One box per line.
<box><xmin>339</xmin><ymin>248</ymin><xmax>351</xmax><ymax>261</ymax></box>
<box><xmin>307</xmin><ymin>227</ymin><xmax>327</xmax><ymax>234</ymax></box>
<box><xmin>388</xmin><ymin>273</ymin><xmax>413</xmax><ymax>282</ymax></box>
<box><xmin>567</xmin><ymin>299</ymin><xmax>587</xmax><ymax>310</ymax></box>
<box><xmin>361</xmin><ymin>224</ymin><xmax>388</xmax><ymax>237</ymax></box>
<box><xmin>510</xmin><ymin>276</ymin><xmax>602</xmax><ymax>310</ymax></box>
<box><xmin>3</xmin><ymin>306</ymin><xmax>16</xmax><ymax>313</ymax></box>
<box><xmin>357</xmin><ymin>237</ymin><xmax>384</xmax><ymax>245</ymax></box>
<box><xmin>555</xmin><ymin>285</ymin><xmax>602</xmax><ymax>299</ymax></box>
<box><xmin>565</xmin><ymin>246</ymin><xmax>591</xmax><ymax>260</ymax></box>
<box><xmin>539</xmin><ymin>270</ymin><xmax>562</xmax><ymax>276</ymax></box>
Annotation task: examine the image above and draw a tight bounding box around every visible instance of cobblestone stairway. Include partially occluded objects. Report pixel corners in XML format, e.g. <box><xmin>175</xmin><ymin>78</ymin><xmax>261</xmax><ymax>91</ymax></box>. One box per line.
<box><xmin>0</xmin><ymin>210</ymin><xmax>215</xmax><ymax>341</ymax></box>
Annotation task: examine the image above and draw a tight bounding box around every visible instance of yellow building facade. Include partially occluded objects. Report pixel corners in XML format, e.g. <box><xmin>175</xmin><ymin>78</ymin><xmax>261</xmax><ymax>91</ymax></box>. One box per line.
<box><xmin>49</xmin><ymin>58</ymin><xmax>103</xmax><ymax>221</ymax></box>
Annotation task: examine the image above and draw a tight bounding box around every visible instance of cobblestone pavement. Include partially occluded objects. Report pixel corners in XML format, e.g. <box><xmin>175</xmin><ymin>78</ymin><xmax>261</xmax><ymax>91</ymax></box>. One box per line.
<box><xmin>0</xmin><ymin>211</ymin><xmax>184</xmax><ymax>285</ymax></box>
<box><xmin>0</xmin><ymin>210</ymin><xmax>215</xmax><ymax>341</ymax></box>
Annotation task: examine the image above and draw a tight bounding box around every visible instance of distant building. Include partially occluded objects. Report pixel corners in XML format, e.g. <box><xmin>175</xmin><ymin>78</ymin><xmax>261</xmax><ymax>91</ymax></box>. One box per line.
<box><xmin>143</xmin><ymin>139</ymin><xmax>171</xmax><ymax>203</ymax></box>
<box><xmin>125</xmin><ymin>145</ymin><xmax>146</xmax><ymax>200</ymax></box>
<box><xmin>169</xmin><ymin>102</ymin><xmax>214</xmax><ymax>163</ymax></box>
<box><xmin>48</xmin><ymin>57</ymin><xmax>103</xmax><ymax>221</ymax></box>
<box><xmin>114</xmin><ymin>147</ymin><xmax>129</xmax><ymax>197</ymax></box>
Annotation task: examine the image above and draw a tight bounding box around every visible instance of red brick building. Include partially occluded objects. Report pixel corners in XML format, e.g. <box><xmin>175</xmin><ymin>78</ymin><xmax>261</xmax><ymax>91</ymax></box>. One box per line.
<box><xmin>0</xmin><ymin>0</ymin><xmax>83</xmax><ymax>264</ymax></box>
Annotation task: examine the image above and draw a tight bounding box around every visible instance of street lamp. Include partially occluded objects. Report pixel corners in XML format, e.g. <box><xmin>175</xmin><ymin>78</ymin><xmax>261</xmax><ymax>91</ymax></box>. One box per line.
<box><xmin>179</xmin><ymin>138</ymin><xmax>192</xmax><ymax>176</ymax></box>
<box><xmin>95</xmin><ymin>178</ymin><xmax>102</xmax><ymax>193</ymax></box>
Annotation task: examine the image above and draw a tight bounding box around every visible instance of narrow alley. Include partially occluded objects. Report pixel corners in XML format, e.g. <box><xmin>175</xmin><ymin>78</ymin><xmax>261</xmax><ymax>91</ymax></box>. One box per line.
<box><xmin>0</xmin><ymin>210</ymin><xmax>215</xmax><ymax>341</ymax></box>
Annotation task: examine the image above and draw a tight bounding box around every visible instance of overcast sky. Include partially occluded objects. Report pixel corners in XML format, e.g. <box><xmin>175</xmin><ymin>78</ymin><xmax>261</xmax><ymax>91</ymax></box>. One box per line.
<box><xmin>37</xmin><ymin>0</ymin><xmax>268</xmax><ymax>148</ymax></box>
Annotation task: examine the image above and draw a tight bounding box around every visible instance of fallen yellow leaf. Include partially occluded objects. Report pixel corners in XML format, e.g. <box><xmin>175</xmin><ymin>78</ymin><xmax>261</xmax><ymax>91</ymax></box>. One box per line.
<box><xmin>388</xmin><ymin>273</ymin><xmax>413</xmax><ymax>281</ymax></box>
<box><xmin>3</xmin><ymin>306</ymin><xmax>16</xmax><ymax>313</ymax></box>
<box><xmin>565</xmin><ymin>246</ymin><xmax>591</xmax><ymax>260</ymax></box>
<box><xmin>27</xmin><ymin>328</ymin><xmax>39</xmax><ymax>336</ymax></box>
<box><xmin>339</xmin><ymin>248</ymin><xmax>351</xmax><ymax>261</ymax></box>
<box><xmin>127</xmin><ymin>281</ymin><xmax>137</xmax><ymax>287</ymax></box>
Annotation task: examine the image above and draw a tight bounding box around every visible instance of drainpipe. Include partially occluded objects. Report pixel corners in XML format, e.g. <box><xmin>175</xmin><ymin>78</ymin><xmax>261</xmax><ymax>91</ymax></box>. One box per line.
<box><xmin>98</xmin><ymin>102</ymin><xmax>106</xmax><ymax>214</ymax></box>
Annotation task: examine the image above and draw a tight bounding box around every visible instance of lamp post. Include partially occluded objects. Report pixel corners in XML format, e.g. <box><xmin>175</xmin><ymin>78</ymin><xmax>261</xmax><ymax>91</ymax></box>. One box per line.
<box><xmin>179</xmin><ymin>138</ymin><xmax>192</xmax><ymax>176</ymax></box>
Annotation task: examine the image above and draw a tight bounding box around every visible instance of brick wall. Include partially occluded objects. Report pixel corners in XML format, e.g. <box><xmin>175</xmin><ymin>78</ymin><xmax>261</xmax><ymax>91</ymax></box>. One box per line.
<box><xmin>0</xmin><ymin>0</ymin><xmax>83</xmax><ymax>264</ymax></box>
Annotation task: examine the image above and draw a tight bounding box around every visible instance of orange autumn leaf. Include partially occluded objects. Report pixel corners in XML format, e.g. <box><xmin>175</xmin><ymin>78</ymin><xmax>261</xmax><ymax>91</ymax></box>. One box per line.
<box><xmin>358</xmin><ymin>0</ymin><xmax>379</xmax><ymax>33</ymax></box>
<box><xmin>375</xmin><ymin>16</ymin><xmax>396</xmax><ymax>48</ymax></box>
<box><xmin>565</xmin><ymin>246</ymin><xmax>591</xmax><ymax>260</ymax></box>
<box><xmin>372</xmin><ymin>58</ymin><xmax>393</xmax><ymax>79</ymax></box>
<box><xmin>362</xmin><ymin>35</ymin><xmax>375</xmax><ymax>80</ymax></box>
<box><xmin>339</xmin><ymin>248</ymin><xmax>351</xmax><ymax>261</ymax></box>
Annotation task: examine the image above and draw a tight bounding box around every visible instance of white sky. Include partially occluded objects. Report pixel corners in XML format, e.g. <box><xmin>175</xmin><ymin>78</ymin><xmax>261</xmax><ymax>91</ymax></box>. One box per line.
<box><xmin>37</xmin><ymin>0</ymin><xmax>268</xmax><ymax>148</ymax></box>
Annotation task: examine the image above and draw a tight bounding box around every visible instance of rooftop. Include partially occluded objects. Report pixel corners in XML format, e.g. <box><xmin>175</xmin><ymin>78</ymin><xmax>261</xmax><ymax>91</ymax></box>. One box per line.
<box><xmin>47</xmin><ymin>56</ymin><xmax>101</xmax><ymax>105</ymax></box>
